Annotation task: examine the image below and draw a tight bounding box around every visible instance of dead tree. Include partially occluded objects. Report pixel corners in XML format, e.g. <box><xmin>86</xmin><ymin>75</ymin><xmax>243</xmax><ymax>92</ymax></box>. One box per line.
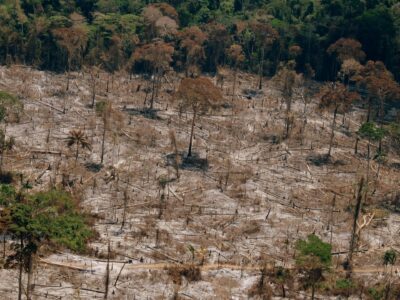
<box><xmin>346</xmin><ymin>177</ymin><xmax>365</xmax><ymax>277</ymax></box>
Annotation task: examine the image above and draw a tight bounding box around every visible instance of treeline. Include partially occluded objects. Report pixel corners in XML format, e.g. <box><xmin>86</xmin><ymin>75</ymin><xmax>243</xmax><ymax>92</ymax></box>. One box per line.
<box><xmin>0</xmin><ymin>0</ymin><xmax>399</xmax><ymax>81</ymax></box>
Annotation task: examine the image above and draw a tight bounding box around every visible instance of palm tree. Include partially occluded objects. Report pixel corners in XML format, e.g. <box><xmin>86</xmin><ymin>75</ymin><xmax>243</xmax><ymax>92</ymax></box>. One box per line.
<box><xmin>66</xmin><ymin>130</ymin><xmax>91</xmax><ymax>162</ymax></box>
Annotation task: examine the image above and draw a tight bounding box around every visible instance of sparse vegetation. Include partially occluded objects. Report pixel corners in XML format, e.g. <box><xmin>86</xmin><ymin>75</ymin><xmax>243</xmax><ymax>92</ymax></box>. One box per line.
<box><xmin>0</xmin><ymin>1</ymin><xmax>398</xmax><ymax>298</ymax></box>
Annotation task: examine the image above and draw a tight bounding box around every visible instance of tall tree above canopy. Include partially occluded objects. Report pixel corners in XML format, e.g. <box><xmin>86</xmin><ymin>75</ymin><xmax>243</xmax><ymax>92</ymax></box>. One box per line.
<box><xmin>357</xmin><ymin>60</ymin><xmax>400</xmax><ymax>122</ymax></box>
<box><xmin>142</xmin><ymin>3</ymin><xmax>179</xmax><ymax>40</ymax></box>
<box><xmin>327</xmin><ymin>38</ymin><xmax>366</xmax><ymax>63</ymax></box>
<box><xmin>318</xmin><ymin>82</ymin><xmax>360</xmax><ymax>157</ymax></box>
<box><xmin>249</xmin><ymin>20</ymin><xmax>279</xmax><ymax>89</ymax></box>
<box><xmin>133</xmin><ymin>41</ymin><xmax>174</xmax><ymax>109</ymax></box>
<box><xmin>178</xmin><ymin>26</ymin><xmax>207</xmax><ymax>77</ymax></box>
<box><xmin>226</xmin><ymin>44</ymin><xmax>245</xmax><ymax>101</ymax></box>
<box><xmin>360</xmin><ymin>61</ymin><xmax>400</xmax><ymax>119</ymax></box>
<box><xmin>176</xmin><ymin>77</ymin><xmax>223</xmax><ymax>157</ymax></box>
<box><xmin>204</xmin><ymin>22</ymin><xmax>231</xmax><ymax>73</ymax></box>
<box><xmin>52</xmin><ymin>25</ymin><xmax>88</xmax><ymax>90</ymax></box>
<box><xmin>273</xmin><ymin>62</ymin><xmax>301</xmax><ymax>138</ymax></box>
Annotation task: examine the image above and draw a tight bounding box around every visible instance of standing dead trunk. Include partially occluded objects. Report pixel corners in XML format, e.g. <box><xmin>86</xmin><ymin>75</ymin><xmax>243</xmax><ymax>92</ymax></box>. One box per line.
<box><xmin>101</xmin><ymin>124</ymin><xmax>106</xmax><ymax>164</ymax></box>
<box><xmin>354</xmin><ymin>137</ymin><xmax>359</xmax><ymax>155</ymax></box>
<box><xmin>187</xmin><ymin>108</ymin><xmax>197</xmax><ymax>158</ymax></box>
<box><xmin>285</xmin><ymin>96</ymin><xmax>292</xmax><ymax>138</ymax></box>
<box><xmin>150</xmin><ymin>70</ymin><xmax>158</xmax><ymax>110</ymax></box>
<box><xmin>328</xmin><ymin>107</ymin><xmax>338</xmax><ymax>157</ymax></box>
<box><xmin>104</xmin><ymin>241</ymin><xmax>111</xmax><ymax>299</ymax></box>
<box><xmin>106</xmin><ymin>73</ymin><xmax>110</xmax><ymax>93</ymax></box>
<box><xmin>232</xmin><ymin>66</ymin><xmax>238</xmax><ymax>102</ymax></box>
<box><xmin>329</xmin><ymin>195</ymin><xmax>336</xmax><ymax>245</ymax></box>
<box><xmin>170</xmin><ymin>131</ymin><xmax>180</xmax><ymax>179</ymax></box>
<box><xmin>91</xmin><ymin>73</ymin><xmax>96</xmax><ymax>108</ymax></box>
<box><xmin>120</xmin><ymin>190</ymin><xmax>128</xmax><ymax>231</ymax></box>
<box><xmin>311</xmin><ymin>283</ymin><xmax>315</xmax><ymax>300</ymax></box>
<box><xmin>346</xmin><ymin>177</ymin><xmax>365</xmax><ymax>278</ymax></box>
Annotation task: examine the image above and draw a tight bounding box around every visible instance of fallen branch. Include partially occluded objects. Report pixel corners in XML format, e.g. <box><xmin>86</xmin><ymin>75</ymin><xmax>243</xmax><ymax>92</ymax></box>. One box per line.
<box><xmin>34</xmin><ymin>100</ymin><xmax>65</xmax><ymax>114</ymax></box>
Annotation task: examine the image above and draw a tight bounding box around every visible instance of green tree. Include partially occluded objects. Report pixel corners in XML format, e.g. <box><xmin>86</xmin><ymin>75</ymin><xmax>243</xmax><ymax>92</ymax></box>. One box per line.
<box><xmin>295</xmin><ymin>234</ymin><xmax>332</xmax><ymax>300</ymax></box>
<box><xmin>65</xmin><ymin>129</ymin><xmax>92</xmax><ymax>162</ymax></box>
<box><xmin>0</xmin><ymin>186</ymin><xmax>92</xmax><ymax>300</ymax></box>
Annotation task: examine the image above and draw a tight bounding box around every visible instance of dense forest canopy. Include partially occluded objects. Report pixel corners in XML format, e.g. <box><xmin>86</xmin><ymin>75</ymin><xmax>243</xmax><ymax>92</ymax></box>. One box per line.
<box><xmin>0</xmin><ymin>0</ymin><xmax>399</xmax><ymax>82</ymax></box>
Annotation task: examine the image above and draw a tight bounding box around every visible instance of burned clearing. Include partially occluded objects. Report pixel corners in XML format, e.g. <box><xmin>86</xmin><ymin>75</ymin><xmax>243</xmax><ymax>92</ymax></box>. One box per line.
<box><xmin>0</xmin><ymin>65</ymin><xmax>399</xmax><ymax>299</ymax></box>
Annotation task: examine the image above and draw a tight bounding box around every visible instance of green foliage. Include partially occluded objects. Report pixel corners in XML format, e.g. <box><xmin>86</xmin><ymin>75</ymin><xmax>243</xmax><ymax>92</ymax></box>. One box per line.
<box><xmin>95</xmin><ymin>100</ymin><xmax>107</xmax><ymax>114</ymax></box>
<box><xmin>358</xmin><ymin>122</ymin><xmax>386</xmax><ymax>142</ymax></box>
<box><xmin>368</xmin><ymin>286</ymin><xmax>385</xmax><ymax>300</ymax></box>
<box><xmin>335</xmin><ymin>278</ymin><xmax>354</xmax><ymax>290</ymax></box>
<box><xmin>0</xmin><ymin>0</ymin><xmax>398</xmax><ymax>80</ymax></box>
<box><xmin>1</xmin><ymin>188</ymin><xmax>92</xmax><ymax>252</ymax></box>
<box><xmin>296</xmin><ymin>234</ymin><xmax>332</xmax><ymax>268</ymax></box>
<box><xmin>48</xmin><ymin>15</ymin><xmax>72</xmax><ymax>28</ymax></box>
<box><xmin>0</xmin><ymin>184</ymin><xmax>16</xmax><ymax>205</ymax></box>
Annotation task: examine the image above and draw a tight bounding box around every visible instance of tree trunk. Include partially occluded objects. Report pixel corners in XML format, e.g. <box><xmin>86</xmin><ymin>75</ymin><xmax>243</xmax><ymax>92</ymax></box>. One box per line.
<box><xmin>354</xmin><ymin>137</ymin><xmax>359</xmax><ymax>155</ymax></box>
<box><xmin>0</xmin><ymin>151</ymin><xmax>3</xmax><ymax>174</ymax></box>
<box><xmin>120</xmin><ymin>190</ymin><xmax>128</xmax><ymax>231</ymax></box>
<box><xmin>91</xmin><ymin>75</ymin><xmax>96</xmax><ymax>108</ymax></box>
<box><xmin>187</xmin><ymin>108</ymin><xmax>197</xmax><ymax>158</ymax></box>
<box><xmin>66</xmin><ymin>64</ymin><xmax>70</xmax><ymax>91</ymax></box>
<box><xmin>104</xmin><ymin>241</ymin><xmax>110</xmax><ymax>299</ymax></box>
<box><xmin>75</xmin><ymin>144</ymin><xmax>79</xmax><ymax>162</ymax></box>
<box><xmin>101</xmin><ymin>123</ymin><xmax>106</xmax><ymax>164</ymax></box>
<box><xmin>285</xmin><ymin>96</ymin><xmax>292</xmax><ymax>138</ymax></box>
<box><xmin>328</xmin><ymin>107</ymin><xmax>338</xmax><ymax>157</ymax></box>
<box><xmin>26</xmin><ymin>254</ymin><xmax>33</xmax><ymax>300</ymax></box>
<box><xmin>18</xmin><ymin>237</ymin><xmax>23</xmax><ymax>300</ymax></box>
<box><xmin>347</xmin><ymin>177</ymin><xmax>365</xmax><ymax>278</ymax></box>
<box><xmin>258</xmin><ymin>47</ymin><xmax>265</xmax><ymax>90</ymax></box>
<box><xmin>150</xmin><ymin>71</ymin><xmax>157</xmax><ymax>110</ymax></box>
<box><xmin>106</xmin><ymin>73</ymin><xmax>110</xmax><ymax>93</ymax></box>
<box><xmin>281</xmin><ymin>283</ymin><xmax>286</xmax><ymax>298</ymax></box>
<box><xmin>311</xmin><ymin>283</ymin><xmax>315</xmax><ymax>300</ymax></box>
<box><xmin>0</xmin><ymin>127</ymin><xmax>6</xmax><ymax>173</ymax></box>
<box><xmin>2</xmin><ymin>230</ymin><xmax>5</xmax><ymax>259</ymax></box>
<box><xmin>232</xmin><ymin>66</ymin><xmax>237</xmax><ymax>102</ymax></box>
<box><xmin>366</xmin><ymin>97</ymin><xmax>372</xmax><ymax>122</ymax></box>
<box><xmin>367</xmin><ymin>140</ymin><xmax>371</xmax><ymax>182</ymax></box>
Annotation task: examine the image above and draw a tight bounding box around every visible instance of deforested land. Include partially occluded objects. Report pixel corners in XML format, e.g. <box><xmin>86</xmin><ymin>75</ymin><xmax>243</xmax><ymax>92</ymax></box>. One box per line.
<box><xmin>0</xmin><ymin>1</ymin><xmax>400</xmax><ymax>299</ymax></box>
